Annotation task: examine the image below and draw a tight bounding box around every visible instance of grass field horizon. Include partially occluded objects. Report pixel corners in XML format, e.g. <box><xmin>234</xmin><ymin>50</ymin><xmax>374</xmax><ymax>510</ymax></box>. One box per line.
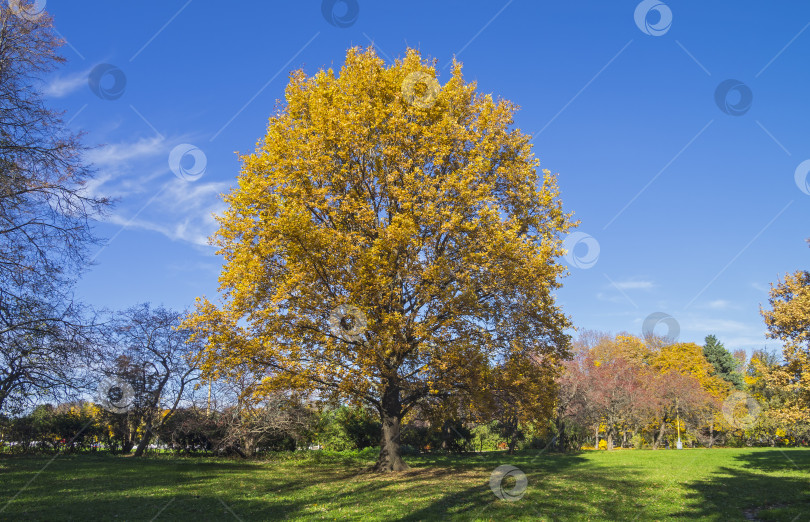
<box><xmin>1</xmin><ymin>447</ymin><xmax>808</xmax><ymax>521</ymax></box>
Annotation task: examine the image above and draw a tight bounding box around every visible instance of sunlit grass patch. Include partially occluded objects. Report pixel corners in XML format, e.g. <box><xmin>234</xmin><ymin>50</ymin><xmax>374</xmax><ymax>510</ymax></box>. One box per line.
<box><xmin>0</xmin><ymin>448</ymin><xmax>808</xmax><ymax>520</ymax></box>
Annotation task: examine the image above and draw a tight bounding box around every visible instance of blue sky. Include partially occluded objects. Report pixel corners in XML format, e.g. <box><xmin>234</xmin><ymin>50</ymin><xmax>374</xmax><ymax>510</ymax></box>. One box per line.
<box><xmin>38</xmin><ymin>0</ymin><xmax>809</xmax><ymax>355</ymax></box>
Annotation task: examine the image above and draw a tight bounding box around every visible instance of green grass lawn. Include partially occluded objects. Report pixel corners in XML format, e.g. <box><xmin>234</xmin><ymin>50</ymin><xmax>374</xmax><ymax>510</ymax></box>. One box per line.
<box><xmin>1</xmin><ymin>447</ymin><xmax>808</xmax><ymax>521</ymax></box>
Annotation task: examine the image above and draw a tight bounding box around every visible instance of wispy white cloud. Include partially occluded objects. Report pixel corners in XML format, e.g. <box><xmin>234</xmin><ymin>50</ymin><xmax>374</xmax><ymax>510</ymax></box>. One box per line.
<box><xmin>105</xmin><ymin>176</ymin><xmax>228</xmax><ymax>246</ymax></box>
<box><xmin>680</xmin><ymin>315</ymin><xmax>780</xmax><ymax>350</ymax></box>
<box><xmin>83</xmin><ymin>136</ymin><xmax>168</xmax><ymax>199</ymax></box>
<box><xmin>87</xmin><ymin>136</ymin><xmax>228</xmax><ymax>246</ymax></box>
<box><xmin>611</xmin><ymin>280</ymin><xmax>654</xmax><ymax>291</ymax></box>
<box><xmin>43</xmin><ymin>68</ymin><xmax>91</xmax><ymax>98</ymax></box>
<box><xmin>705</xmin><ymin>299</ymin><xmax>733</xmax><ymax>310</ymax></box>
<box><xmin>596</xmin><ymin>292</ymin><xmax>626</xmax><ymax>304</ymax></box>
<box><xmin>86</xmin><ymin>136</ymin><xmax>167</xmax><ymax>167</ymax></box>
<box><xmin>687</xmin><ymin>317</ymin><xmax>751</xmax><ymax>333</ymax></box>
<box><xmin>751</xmin><ymin>282</ymin><xmax>770</xmax><ymax>293</ymax></box>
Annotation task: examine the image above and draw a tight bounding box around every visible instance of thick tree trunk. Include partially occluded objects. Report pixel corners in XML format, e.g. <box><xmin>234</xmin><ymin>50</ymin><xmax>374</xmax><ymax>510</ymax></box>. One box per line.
<box><xmin>506</xmin><ymin>418</ymin><xmax>519</xmax><ymax>454</ymax></box>
<box><xmin>373</xmin><ymin>384</ymin><xmax>409</xmax><ymax>472</ymax></box>
<box><xmin>656</xmin><ymin>419</ymin><xmax>666</xmax><ymax>449</ymax></box>
<box><xmin>133</xmin><ymin>421</ymin><xmax>153</xmax><ymax>457</ymax></box>
<box><xmin>555</xmin><ymin>417</ymin><xmax>566</xmax><ymax>451</ymax></box>
<box><xmin>133</xmin><ymin>432</ymin><xmax>150</xmax><ymax>457</ymax></box>
<box><xmin>606</xmin><ymin>428</ymin><xmax>614</xmax><ymax>451</ymax></box>
<box><xmin>594</xmin><ymin>425</ymin><xmax>599</xmax><ymax>448</ymax></box>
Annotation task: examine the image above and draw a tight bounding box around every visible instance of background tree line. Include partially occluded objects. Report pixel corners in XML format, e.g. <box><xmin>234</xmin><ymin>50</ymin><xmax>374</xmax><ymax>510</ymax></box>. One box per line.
<box><xmin>2</xmin><ymin>5</ymin><xmax>809</xmax><ymax>466</ymax></box>
<box><xmin>551</xmin><ymin>331</ymin><xmax>809</xmax><ymax>451</ymax></box>
<box><xmin>5</xmin><ymin>324</ymin><xmax>806</xmax><ymax>458</ymax></box>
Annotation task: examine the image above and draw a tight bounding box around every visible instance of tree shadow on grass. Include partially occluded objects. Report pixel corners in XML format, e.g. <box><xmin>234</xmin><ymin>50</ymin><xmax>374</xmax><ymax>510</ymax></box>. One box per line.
<box><xmin>395</xmin><ymin>457</ymin><xmax>668</xmax><ymax>521</ymax></box>
<box><xmin>732</xmin><ymin>448</ymin><xmax>810</xmax><ymax>473</ymax></box>
<box><xmin>16</xmin><ymin>450</ymin><xmax>805</xmax><ymax>520</ymax></box>
<box><xmin>209</xmin><ymin>452</ymin><xmax>599</xmax><ymax>521</ymax></box>
<box><xmin>675</xmin><ymin>450</ymin><xmax>810</xmax><ymax>521</ymax></box>
<box><xmin>0</xmin><ymin>454</ymin><xmax>368</xmax><ymax>521</ymax></box>
<box><xmin>204</xmin><ymin>451</ymin><xmax>658</xmax><ymax>521</ymax></box>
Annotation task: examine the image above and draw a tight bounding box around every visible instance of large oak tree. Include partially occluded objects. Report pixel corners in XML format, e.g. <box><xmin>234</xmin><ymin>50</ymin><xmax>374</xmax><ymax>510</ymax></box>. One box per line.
<box><xmin>185</xmin><ymin>47</ymin><xmax>574</xmax><ymax>471</ymax></box>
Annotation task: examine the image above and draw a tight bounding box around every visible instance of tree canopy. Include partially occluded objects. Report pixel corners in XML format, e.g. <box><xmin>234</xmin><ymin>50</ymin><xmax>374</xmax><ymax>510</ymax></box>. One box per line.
<box><xmin>0</xmin><ymin>4</ymin><xmax>107</xmax><ymax>415</ymax></box>
<box><xmin>184</xmin><ymin>47</ymin><xmax>575</xmax><ymax>471</ymax></box>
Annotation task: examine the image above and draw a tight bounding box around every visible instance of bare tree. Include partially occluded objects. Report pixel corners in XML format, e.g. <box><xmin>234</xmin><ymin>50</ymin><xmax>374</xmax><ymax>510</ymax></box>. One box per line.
<box><xmin>205</xmin><ymin>371</ymin><xmax>315</xmax><ymax>457</ymax></box>
<box><xmin>101</xmin><ymin>304</ymin><xmax>199</xmax><ymax>456</ymax></box>
<box><xmin>0</xmin><ymin>4</ymin><xmax>109</xmax><ymax>413</ymax></box>
<box><xmin>216</xmin><ymin>393</ymin><xmax>314</xmax><ymax>457</ymax></box>
<box><xmin>0</xmin><ymin>288</ymin><xmax>99</xmax><ymax>413</ymax></box>
<box><xmin>0</xmin><ymin>5</ymin><xmax>108</xmax><ymax>280</ymax></box>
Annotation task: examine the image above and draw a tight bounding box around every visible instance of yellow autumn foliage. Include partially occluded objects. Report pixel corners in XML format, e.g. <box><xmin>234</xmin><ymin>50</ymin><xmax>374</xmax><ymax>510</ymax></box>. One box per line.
<box><xmin>651</xmin><ymin>342</ymin><xmax>730</xmax><ymax>398</ymax></box>
<box><xmin>182</xmin><ymin>47</ymin><xmax>575</xmax><ymax>468</ymax></box>
<box><xmin>757</xmin><ymin>268</ymin><xmax>810</xmax><ymax>425</ymax></box>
